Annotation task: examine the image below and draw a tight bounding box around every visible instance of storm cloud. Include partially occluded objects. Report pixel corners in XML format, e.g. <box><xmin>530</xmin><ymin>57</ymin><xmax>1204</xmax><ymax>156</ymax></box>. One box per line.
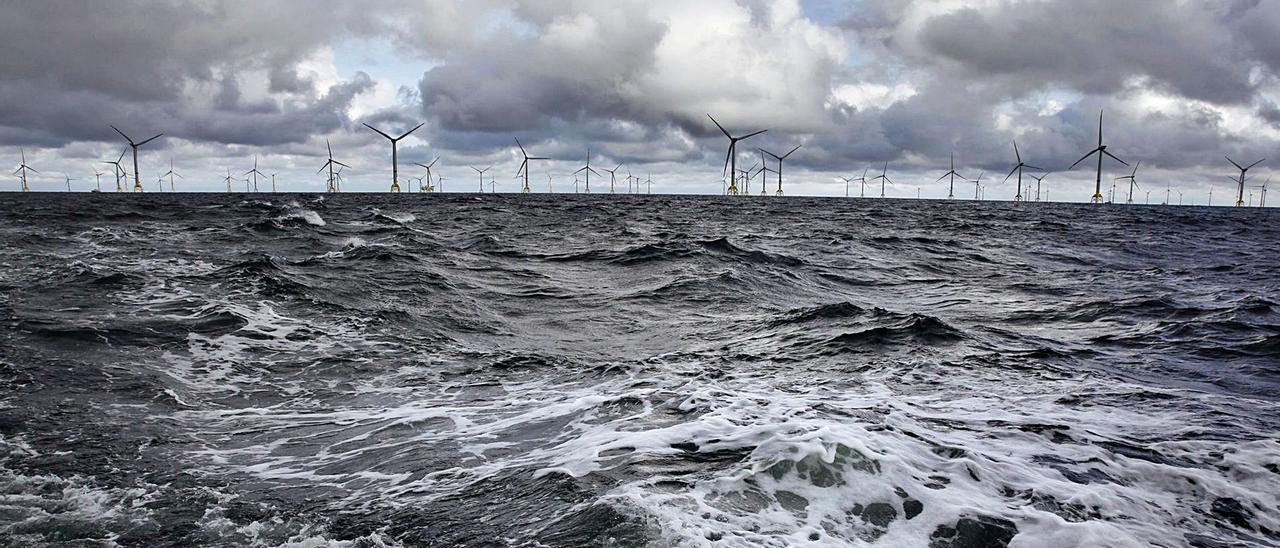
<box><xmin>1</xmin><ymin>0</ymin><xmax>1277</xmax><ymax>197</ymax></box>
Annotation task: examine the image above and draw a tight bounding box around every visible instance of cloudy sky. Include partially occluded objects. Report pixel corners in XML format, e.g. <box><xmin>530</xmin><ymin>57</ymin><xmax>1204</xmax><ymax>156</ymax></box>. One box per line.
<box><xmin>2</xmin><ymin>0</ymin><xmax>1278</xmax><ymax>203</ymax></box>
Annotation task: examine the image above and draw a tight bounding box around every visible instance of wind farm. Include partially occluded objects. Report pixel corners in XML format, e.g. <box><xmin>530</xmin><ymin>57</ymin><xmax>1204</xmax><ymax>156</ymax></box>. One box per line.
<box><xmin>2</xmin><ymin>4</ymin><xmax>1279</xmax><ymax>547</ymax></box>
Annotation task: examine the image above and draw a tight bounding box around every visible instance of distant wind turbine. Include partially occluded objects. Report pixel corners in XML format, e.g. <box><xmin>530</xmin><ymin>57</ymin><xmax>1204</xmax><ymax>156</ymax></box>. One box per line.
<box><xmin>575</xmin><ymin>148</ymin><xmax>601</xmax><ymax>193</ymax></box>
<box><xmin>1226</xmin><ymin>156</ymin><xmax>1264</xmax><ymax>207</ymax></box>
<box><xmin>761</xmin><ymin>145</ymin><xmax>801</xmax><ymax>196</ymax></box>
<box><xmin>1255</xmin><ymin>176</ymin><xmax>1270</xmax><ymax>207</ymax></box>
<box><xmin>1068</xmin><ymin>111</ymin><xmax>1127</xmax><ymax>203</ymax></box>
<box><xmin>936</xmin><ymin>152</ymin><xmax>966</xmax><ymax>200</ymax></box>
<box><xmin>110</xmin><ymin>125</ymin><xmax>163</xmax><ymax>192</ymax></box>
<box><xmin>222</xmin><ymin>169</ymin><xmax>234</xmax><ymax>193</ymax></box>
<box><xmin>412</xmin><ymin>157</ymin><xmax>440</xmax><ymax>193</ymax></box>
<box><xmin>103</xmin><ymin>149</ymin><xmax>128</xmax><ymax>192</ymax></box>
<box><xmin>856</xmin><ymin>167</ymin><xmax>868</xmax><ymax>197</ymax></box>
<box><xmin>1031</xmin><ymin>172</ymin><xmax>1050</xmax><ymax>202</ymax></box>
<box><xmin>1115</xmin><ymin>162</ymin><xmax>1140</xmax><ymax>204</ymax></box>
<box><xmin>604</xmin><ymin>163</ymin><xmax>624</xmax><ymax>194</ymax></box>
<box><xmin>363</xmin><ymin>121</ymin><xmax>425</xmax><ymax>193</ymax></box>
<box><xmin>873</xmin><ymin>162</ymin><xmax>891</xmax><ymax>197</ymax></box>
<box><xmin>13</xmin><ymin>148</ymin><xmax>37</xmax><ymax>192</ymax></box>
<box><xmin>64</xmin><ymin>175</ymin><xmax>75</xmax><ymax>192</ymax></box>
<box><xmin>245</xmin><ymin>156</ymin><xmax>267</xmax><ymax>192</ymax></box>
<box><xmin>317</xmin><ymin>140</ymin><xmax>349</xmax><ymax>193</ymax></box>
<box><xmin>1004</xmin><ymin>141</ymin><xmax>1043</xmax><ymax>202</ymax></box>
<box><xmin>707</xmin><ymin>114</ymin><xmax>766</xmax><ymax>196</ymax></box>
<box><xmin>471</xmin><ymin>164</ymin><xmax>492</xmax><ymax>193</ymax></box>
<box><xmin>162</xmin><ymin>159</ymin><xmax>182</xmax><ymax>192</ymax></box>
<box><xmin>92</xmin><ymin>167</ymin><xmax>103</xmax><ymax>192</ymax></box>
<box><xmin>514</xmin><ymin>138</ymin><xmax>548</xmax><ymax>194</ymax></box>
<box><xmin>971</xmin><ymin>170</ymin><xmax>985</xmax><ymax>200</ymax></box>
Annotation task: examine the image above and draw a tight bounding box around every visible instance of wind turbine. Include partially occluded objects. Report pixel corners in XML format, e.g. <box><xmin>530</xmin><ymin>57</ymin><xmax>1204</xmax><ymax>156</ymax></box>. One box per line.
<box><xmin>110</xmin><ymin>125</ymin><xmax>162</xmax><ymax>192</ymax></box>
<box><xmin>707</xmin><ymin>114</ymin><xmax>766</xmax><ymax>196</ymax></box>
<box><xmin>162</xmin><ymin>159</ymin><xmax>182</xmax><ymax>192</ymax></box>
<box><xmin>13</xmin><ymin>148</ymin><xmax>37</xmax><ymax>192</ymax></box>
<box><xmin>223</xmin><ymin>168</ymin><xmax>234</xmax><ymax>192</ymax></box>
<box><xmin>437</xmin><ymin>176</ymin><xmax>446</xmax><ymax>192</ymax></box>
<box><xmin>1069</xmin><ymin>111</ymin><xmax>1127</xmax><ymax>203</ymax></box>
<box><xmin>1115</xmin><ymin>162</ymin><xmax>1140</xmax><ymax>204</ymax></box>
<box><xmin>936</xmin><ymin>152</ymin><xmax>966</xmax><ymax>200</ymax></box>
<box><xmin>761</xmin><ymin>145</ymin><xmax>801</xmax><ymax>196</ymax></box>
<box><xmin>972</xmin><ymin>170</ymin><xmax>985</xmax><ymax>200</ymax></box>
<box><xmin>1031</xmin><ymin>172</ymin><xmax>1050</xmax><ymax>202</ymax></box>
<box><xmin>840</xmin><ymin>176</ymin><xmax>853</xmax><ymax>197</ymax></box>
<box><xmin>1227</xmin><ymin>156</ymin><xmax>1264</xmax><ymax>207</ymax></box>
<box><xmin>64</xmin><ymin>175</ymin><xmax>75</xmax><ymax>192</ymax></box>
<box><xmin>856</xmin><ymin>167</ymin><xmax>868</xmax><ymax>197</ymax></box>
<box><xmin>270</xmin><ymin>173</ymin><xmax>278</xmax><ymax>193</ymax></box>
<box><xmin>317</xmin><ymin>140</ymin><xmax>349</xmax><ymax>193</ymax></box>
<box><xmin>104</xmin><ymin>149</ymin><xmax>128</xmax><ymax>192</ymax></box>
<box><xmin>245</xmin><ymin>156</ymin><xmax>267</xmax><ymax>192</ymax></box>
<box><xmin>575</xmin><ymin>148</ymin><xmax>600</xmax><ymax>193</ymax></box>
<box><xmin>646</xmin><ymin>172</ymin><xmax>652</xmax><ymax>194</ymax></box>
<box><xmin>363</xmin><ymin>121</ymin><xmax>425</xmax><ymax>193</ymax></box>
<box><xmin>604</xmin><ymin>163</ymin><xmax>624</xmax><ymax>194</ymax></box>
<box><xmin>873</xmin><ymin>162</ymin><xmax>891</xmax><ymax>197</ymax></box>
<box><xmin>412</xmin><ymin>157</ymin><xmax>440</xmax><ymax>193</ymax></box>
<box><xmin>92</xmin><ymin>167</ymin><xmax>104</xmax><ymax>192</ymax></box>
<box><xmin>514</xmin><ymin>138</ymin><xmax>548</xmax><ymax>194</ymax></box>
<box><xmin>471</xmin><ymin>164</ymin><xmax>492</xmax><ymax>193</ymax></box>
<box><xmin>1004</xmin><ymin>141</ymin><xmax>1043</xmax><ymax>202</ymax></box>
<box><xmin>1255</xmin><ymin>176</ymin><xmax>1270</xmax><ymax>207</ymax></box>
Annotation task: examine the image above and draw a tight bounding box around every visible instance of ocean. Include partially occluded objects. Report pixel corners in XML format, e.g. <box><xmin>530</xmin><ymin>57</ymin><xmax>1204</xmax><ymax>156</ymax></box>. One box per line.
<box><xmin>1</xmin><ymin>193</ymin><xmax>1277</xmax><ymax>547</ymax></box>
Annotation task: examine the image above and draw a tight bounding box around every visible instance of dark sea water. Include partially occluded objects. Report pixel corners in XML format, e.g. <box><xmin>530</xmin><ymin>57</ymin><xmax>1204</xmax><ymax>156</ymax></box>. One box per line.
<box><xmin>1</xmin><ymin>193</ymin><xmax>1278</xmax><ymax>547</ymax></box>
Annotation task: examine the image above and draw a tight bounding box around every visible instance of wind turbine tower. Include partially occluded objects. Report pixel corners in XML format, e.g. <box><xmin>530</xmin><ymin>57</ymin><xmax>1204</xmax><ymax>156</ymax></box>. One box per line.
<box><xmin>937</xmin><ymin>152</ymin><xmax>966</xmax><ymax>200</ymax></box>
<box><xmin>1226</xmin><ymin>156</ymin><xmax>1264</xmax><ymax>207</ymax></box>
<box><xmin>707</xmin><ymin>114</ymin><xmax>766</xmax><ymax>196</ymax></box>
<box><xmin>363</xmin><ymin>121</ymin><xmax>425</xmax><ymax>193</ymax></box>
<box><xmin>110</xmin><ymin>125</ymin><xmax>163</xmax><ymax>192</ymax></box>
<box><xmin>1069</xmin><ymin>111</ymin><xmax>1127</xmax><ymax>203</ymax></box>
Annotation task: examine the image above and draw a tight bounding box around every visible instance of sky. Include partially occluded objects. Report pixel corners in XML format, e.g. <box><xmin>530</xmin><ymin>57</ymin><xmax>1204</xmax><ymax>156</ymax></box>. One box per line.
<box><xmin>2</xmin><ymin>0</ymin><xmax>1278</xmax><ymax>204</ymax></box>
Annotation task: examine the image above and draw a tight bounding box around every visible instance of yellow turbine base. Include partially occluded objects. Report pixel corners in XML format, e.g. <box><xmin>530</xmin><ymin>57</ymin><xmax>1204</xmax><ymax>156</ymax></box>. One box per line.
<box><xmin>134</xmin><ymin>183</ymin><xmax>143</xmax><ymax>192</ymax></box>
<box><xmin>727</xmin><ymin>183</ymin><xmax>738</xmax><ymax>195</ymax></box>
<box><xmin>390</xmin><ymin>182</ymin><xmax>401</xmax><ymax>193</ymax></box>
<box><xmin>776</xmin><ymin>189</ymin><xmax>784</xmax><ymax>196</ymax></box>
<box><xmin>1091</xmin><ymin>193</ymin><xmax>1104</xmax><ymax>203</ymax></box>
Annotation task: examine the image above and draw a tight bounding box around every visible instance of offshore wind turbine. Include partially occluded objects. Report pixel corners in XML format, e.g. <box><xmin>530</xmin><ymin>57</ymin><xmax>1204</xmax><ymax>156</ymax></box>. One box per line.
<box><xmin>1115</xmin><ymin>162</ymin><xmax>1141</xmax><ymax>204</ymax></box>
<box><xmin>840</xmin><ymin>176</ymin><xmax>853</xmax><ymax>197</ymax></box>
<box><xmin>574</xmin><ymin>148</ymin><xmax>600</xmax><ymax>193</ymax></box>
<box><xmin>514</xmin><ymin>138</ymin><xmax>548</xmax><ymax>194</ymax></box>
<box><xmin>64</xmin><ymin>175</ymin><xmax>75</xmax><ymax>192</ymax></box>
<box><xmin>855</xmin><ymin>167</ymin><xmax>868</xmax><ymax>197</ymax></box>
<box><xmin>1256</xmin><ymin>176</ymin><xmax>1270</xmax><ymax>207</ymax></box>
<box><xmin>1031</xmin><ymin>172</ymin><xmax>1050</xmax><ymax>202</ymax></box>
<box><xmin>707</xmin><ymin>114</ymin><xmax>766</xmax><ymax>195</ymax></box>
<box><xmin>604</xmin><ymin>163</ymin><xmax>624</xmax><ymax>194</ymax></box>
<box><xmin>971</xmin><ymin>170</ymin><xmax>985</xmax><ymax>200</ymax></box>
<box><xmin>936</xmin><ymin>152</ymin><xmax>966</xmax><ymax>199</ymax></box>
<box><xmin>1004</xmin><ymin>141</ymin><xmax>1043</xmax><ymax>202</ymax></box>
<box><xmin>1069</xmin><ymin>111</ymin><xmax>1127</xmax><ymax>203</ymax></box>
<box><xmin>411</xmin><ymin>157</ymin><xmax>440</xmax><ymax>193</ymax></box>
<box><xmin>110</xmin><ymin>125</ymin><xmax>162</xmax><ymax>192</ymax></box>
<box><xmin>761</xmin><ymin>145</ymin><xmax>801</xmax><ymax>196</ymax></box>
<box><xmin>162</xmin><ymin>159</ymin><xmax>182</xmax><ymax>192</ymax></box>
<box><xmin>470</xmin><ymin>165</ymin><xmax>492</xmax><ymax>193</ymax></box>
<box><xmin>270</xmin><ymin>173</ymin><xmax>278</xmax><ymax>193</ymax></box>
<box><xmin>13</xmin><ymin>148</ymin><xmax>36</xmax><ymax>192</ymax></box>
<box><xmin>317</xmin><ymin>140</ymin><xmax>349</xmax><ymax>193</ymax></box>
<box><xmin>92</xmin><ymin>167</ymin><xmax>103</xmax><ymax>192</ymax></box>
<box><xmin>222</xmin><ymin>169</ymin><xmax>234</xmax><ymax>193</ymax></box>
<box><xmin>1226</xmin><ymin>156</ymin><xmax>1263</xmax><ymax>207</ymax></box>
<box><xmin>873</xmin><ymin>162</ymin><xmax>891</xmax><ymax>197</ymax></box>
<box><xmin>104</xmin><ymin>149</ymin><xmax>128</xmax><ymax>192</ymax></box>
<box><xmin>245</xmin><ymin>156</ymin><xmax>267</xmax><ymax>192</ymax></box>
<box><xmin>363</xmin><ymin>121</ymin><xmax>425</xmax><ymax>193</ymax></box>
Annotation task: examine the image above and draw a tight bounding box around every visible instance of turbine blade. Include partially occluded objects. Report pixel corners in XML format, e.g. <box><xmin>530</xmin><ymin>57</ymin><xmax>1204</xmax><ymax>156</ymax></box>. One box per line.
<box><xmin>396</xmin><ymin>122</ymin><xmax>426</xmax><ymax>140</ymax></box>
<box><xmin>740</xmin><ymin>129</ymin><xmax>768</xmax><ymax>140</ymax></box>
<box><xmin>137</xmin><ymin>134</ymin><xmax>163</xmax><ymax>147</ymax></box>
<box><xmin>327</xmin><ymin>139</ymin><xmax>333</xmax><ymax>157</ymax></box>
<box><xmin>1226</xmin><ymin>156</ymin><xmax>1243</xmax><ymax>170</ymax></box>
<box><xmin>1003</xmin><ymin>165</ymin><xmax>1019</xmax><ymax>182</ymax></box>
<box><xmin>706</xmin><ymin>114</ymin><xmax>732</xmax><ymax>139</ymax></box>
<box><xmin>1103</xmin><ymin>150</ymin><xmax>1128</xmax><ymax>166</ymax></box>
<box><xmin>1098</xmin><ymin>110</ymin><xmax>1104</xmax><ymax>147</ymax></box>
<box><xmin>1246</xmin><ymin>158</ymin><xmax>1265</xmax><ymax>170</ymax></box>
<box><xmin>363</xmin><ymin>123</ymin><xmax>393</xmax><ymax>140</ymax></box>
<box><xmin>110</xmin><ymin>125</ymin><xmax>132</xmax><ymax>143</ymax></box>
<box><xmin>781</xmin><ymin>145</ymin><xmax>802</xmax><ymax>159</ymax></box>
<box><xmin>1013</xmin><ymin>141</ymin><xmax>1021</xmax><ymax>163</ymax></box>
<box><xmin>427</xmin><ymin>157</ymin><xmax>439</xmax><ymax>169</ymax></box>
<box><xmin>1023</xmin><ymin>165</ymin><xmax>1045</xmax><ymax>171</ymax></box>
<box><xmin>1069</xmin><ymin>149</ymin><xmax>1099</xmax><ymax>170</ymax></box>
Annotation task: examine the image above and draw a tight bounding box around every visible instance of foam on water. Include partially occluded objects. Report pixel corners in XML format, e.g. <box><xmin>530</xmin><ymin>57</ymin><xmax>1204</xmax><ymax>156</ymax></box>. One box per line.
<box><xmin>2</xmin><ymin>194</ymin><xmax>1278</xmax><ymax>546</ymax></box>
